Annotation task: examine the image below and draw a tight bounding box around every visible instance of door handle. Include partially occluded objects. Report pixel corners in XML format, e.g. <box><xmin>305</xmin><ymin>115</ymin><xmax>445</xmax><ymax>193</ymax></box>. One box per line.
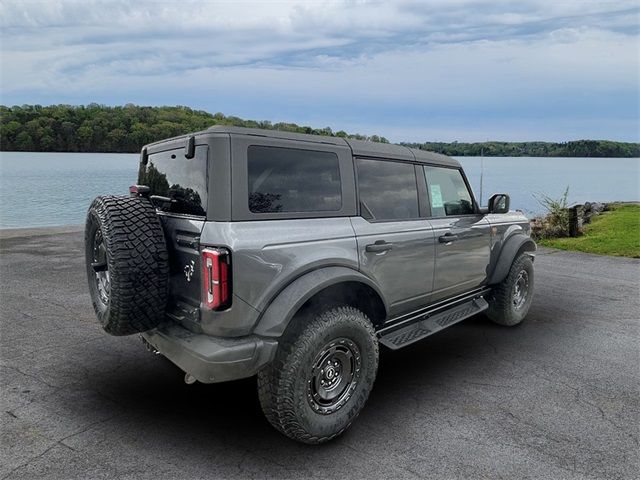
<box><xmin>438</xmin><ymin>233</ymin><xmax>459</xmax><ymax>243</ymax></box>
<box><xmin>365</xmin><ymin>241</ymin><xmax>393</xmax><ymax>253</ymax></box>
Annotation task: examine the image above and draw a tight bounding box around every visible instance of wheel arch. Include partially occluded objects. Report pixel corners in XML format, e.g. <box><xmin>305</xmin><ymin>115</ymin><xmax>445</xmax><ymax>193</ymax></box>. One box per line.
<box><xmin>487</xmin><ymin>234</ymin><xmax>536</xmax><ymax>285</ymax></box>
<box><xmin>253</xmin><ymin>267</ymin><xmax>388</xmax><ymax>337</ymax></box>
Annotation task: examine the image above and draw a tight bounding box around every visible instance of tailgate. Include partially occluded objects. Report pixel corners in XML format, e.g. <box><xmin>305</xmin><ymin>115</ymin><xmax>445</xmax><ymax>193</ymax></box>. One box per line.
<box><xmin>139</xmin><ymin>144</ymin><xmax>209</xmax><ymax>328</ymax></box>
<box><xmin>160</xmin><ymin>215</ymin><xmax>205</xmax><ymax>327</ymax></box>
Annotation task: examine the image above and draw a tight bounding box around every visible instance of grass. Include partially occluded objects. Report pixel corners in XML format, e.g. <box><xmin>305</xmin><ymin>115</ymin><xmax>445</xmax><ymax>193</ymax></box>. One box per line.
<box><xmin>539</xmin><ymin>203</ymin><xmax>640</xmax><ymax>258</ymax></box>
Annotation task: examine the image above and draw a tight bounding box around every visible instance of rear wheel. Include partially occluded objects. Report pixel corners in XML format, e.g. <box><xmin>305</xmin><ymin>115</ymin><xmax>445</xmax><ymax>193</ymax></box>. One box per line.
<box><xmin>486</xmin><ymin>254</ymin><xmax>534</xmax><ymax>326</ymax></box>
<box><xmin>85</xmin><ymin>195</ymin><xmax>169</xmax><ymax>336</ymax></box>
<box><xmin>257</xmin><ymin>306</ymin><xmax>378</xmax><ymax>444</ymax></box>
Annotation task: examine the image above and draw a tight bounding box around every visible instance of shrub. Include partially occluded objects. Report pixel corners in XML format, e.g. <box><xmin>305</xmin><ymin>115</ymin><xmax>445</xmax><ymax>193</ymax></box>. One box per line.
<box><xmin>532</xmin><ymin>186</ymin><xmax>570</xmax><ymax>240</ymax></box>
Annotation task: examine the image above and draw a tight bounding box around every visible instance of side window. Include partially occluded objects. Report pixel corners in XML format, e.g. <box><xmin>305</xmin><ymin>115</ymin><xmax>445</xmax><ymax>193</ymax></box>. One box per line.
<box><xmin>424</xmin><ymin>166</ymin><xmax>475</xmax><ymax>216</ymax></box>
<box><xmin>247</xmin><ymin>146</ymin><xmax>342</xmax><ymax>213</ymax></box>
<box><xmin>356</xmin><ymin>159</ymin><xmax>419</xmax><ymax>221</ymax></box>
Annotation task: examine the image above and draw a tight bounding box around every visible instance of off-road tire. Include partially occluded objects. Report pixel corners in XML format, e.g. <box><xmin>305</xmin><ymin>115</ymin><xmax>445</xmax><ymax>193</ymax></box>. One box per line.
<box><xmin>486</xmin><ymin>254</ymin><xmax>534</xmax><ymax>326</ymax></box>
<box><xmin>257</xmin><ymin>306</ymin><xmax>379</xmax><ymax>444</ymax></box>
<box><xmin>85</xmin><ymin>195</ymin><xmax>169</xmax><ymax>336</ymax></box>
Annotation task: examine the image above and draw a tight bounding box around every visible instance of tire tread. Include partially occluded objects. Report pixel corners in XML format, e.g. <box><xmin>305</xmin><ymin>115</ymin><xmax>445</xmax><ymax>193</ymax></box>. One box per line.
<box><xmin>257</xmin><ymin>306</ymin><xmax>378</xmax><ymax>444</ymax></box>
<box><xmin>85</xmin><ymin>195</ymin><xmax>169</xmax><ymax>336</ymax></box>
<box><xmin>487</xmin><ymin>254</ymin><xmax>534</xmax><ymax>326</ymax></box>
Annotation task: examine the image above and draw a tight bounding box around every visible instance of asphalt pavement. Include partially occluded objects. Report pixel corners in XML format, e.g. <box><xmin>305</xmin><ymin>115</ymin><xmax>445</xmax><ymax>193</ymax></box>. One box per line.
<box><xmin>1</xmin><ymin>228</ymin><xmax>638</xmax><ymax>479</ymax></box>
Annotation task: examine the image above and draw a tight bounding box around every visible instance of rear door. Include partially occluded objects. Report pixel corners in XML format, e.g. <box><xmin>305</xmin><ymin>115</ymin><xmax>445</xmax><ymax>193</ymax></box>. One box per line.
<box><xmin>351</xmin><ymin>158</ymin><xmax>435</xmax><ymax>317</ymax></box>
<box><xmin>422</xmin><ymin>165</ymin><xmax>491</xmax><ymax>301</ymax></box>
<box><xmin>139</xmin><ymin>144</ymin><xmax>209</xmax><ymax>325</ymax></box>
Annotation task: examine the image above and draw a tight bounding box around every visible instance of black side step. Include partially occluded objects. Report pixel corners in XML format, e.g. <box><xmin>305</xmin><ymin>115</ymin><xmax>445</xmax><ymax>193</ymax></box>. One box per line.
<box><xmin>379</xmin><ymin>297</ymin><xmax>488</xmax><ymax>350</ymax></box>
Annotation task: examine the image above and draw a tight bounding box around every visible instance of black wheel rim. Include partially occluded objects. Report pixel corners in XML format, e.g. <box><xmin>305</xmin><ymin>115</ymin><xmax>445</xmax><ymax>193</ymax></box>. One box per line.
<box><xmin>91</xmin><ymin>229</ymin><xmax>110</xmax><ymax>306</ymax></box>
<box><xmin>307</xmin><ymin>338</ymin><xmax>361</xmax><ymax>415</ymax></box>
<box><xmin>513</xmin><ymin>269</ymin><xmax>529</xmax><ymax>310</ymax></box>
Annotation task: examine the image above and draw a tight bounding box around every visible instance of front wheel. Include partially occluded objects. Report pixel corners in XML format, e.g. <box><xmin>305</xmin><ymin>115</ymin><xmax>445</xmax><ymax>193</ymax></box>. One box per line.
<box><xmin>486</xmin><ymin>254</ymin><xmax>535</xmax><ymax>326</ymax></box>
<box><xmin>257</xmin><ymin>306</ymin><xmax>379</xmax><ymax>444</ymax></box>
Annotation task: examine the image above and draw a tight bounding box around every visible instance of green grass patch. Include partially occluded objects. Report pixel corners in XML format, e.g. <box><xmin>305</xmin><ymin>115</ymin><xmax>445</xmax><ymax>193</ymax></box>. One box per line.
<box><xmin>539</xmin><ymin>203</ymin><xmax>640</xmax><ymax>258</ymax></box>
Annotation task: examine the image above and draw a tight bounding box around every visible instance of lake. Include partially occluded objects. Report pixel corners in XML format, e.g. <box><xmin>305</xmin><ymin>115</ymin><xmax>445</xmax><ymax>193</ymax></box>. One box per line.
<box><xmin>0</xmin><ymin>151</ymin><xmax>638</xmax><ymax>229</ymax></box>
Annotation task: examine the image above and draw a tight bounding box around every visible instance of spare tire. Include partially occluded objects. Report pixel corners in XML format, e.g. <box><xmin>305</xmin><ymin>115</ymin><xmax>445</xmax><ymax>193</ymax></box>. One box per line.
<box><xmin>85</xmin><ymin>195</ymin><xmax>169</xmax><ymax>336</ymax></box>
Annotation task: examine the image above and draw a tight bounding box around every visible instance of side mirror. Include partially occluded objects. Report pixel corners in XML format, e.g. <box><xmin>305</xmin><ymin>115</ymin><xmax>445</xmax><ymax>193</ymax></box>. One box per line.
<box><xmin>488</xmin><ymin>193</ymin><xmax>510</xmax><ymax>214</ymax></box>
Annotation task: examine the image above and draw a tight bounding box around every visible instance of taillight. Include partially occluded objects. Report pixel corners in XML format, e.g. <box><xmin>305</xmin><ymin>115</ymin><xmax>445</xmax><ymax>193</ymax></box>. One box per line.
<box><xmin>202</xmin><ymin>248</ymin><xmax>231</xmax><ymax>310</ymax></box>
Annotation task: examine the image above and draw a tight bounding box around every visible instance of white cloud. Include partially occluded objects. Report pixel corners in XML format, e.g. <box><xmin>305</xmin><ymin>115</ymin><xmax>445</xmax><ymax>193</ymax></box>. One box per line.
<box><xmin>0</xmin><ymin>0</ymin><xmax>638</xmax><ymax>141</ymax></box>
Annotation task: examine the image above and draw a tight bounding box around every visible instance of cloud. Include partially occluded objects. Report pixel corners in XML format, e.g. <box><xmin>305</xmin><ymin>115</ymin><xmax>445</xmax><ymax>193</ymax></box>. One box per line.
<box><xmin>0</xmin><ymin>0</ymin><xmax>638</xmax><ymax>141</ymax></box>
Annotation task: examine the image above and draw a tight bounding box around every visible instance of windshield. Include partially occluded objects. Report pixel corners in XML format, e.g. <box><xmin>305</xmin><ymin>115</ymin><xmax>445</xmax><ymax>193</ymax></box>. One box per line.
<box><xmin>138</xmin><ymin>146</ymin><xmax>208</xmax><ymax>216</ymax></box>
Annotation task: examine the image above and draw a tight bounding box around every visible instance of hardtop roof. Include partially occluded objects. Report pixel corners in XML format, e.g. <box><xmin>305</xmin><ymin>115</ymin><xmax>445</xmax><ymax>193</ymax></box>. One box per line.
<box><xmin>146</xmin><ymin>125</ymin><xmax>460</xmax><ymax>167</ymax></box>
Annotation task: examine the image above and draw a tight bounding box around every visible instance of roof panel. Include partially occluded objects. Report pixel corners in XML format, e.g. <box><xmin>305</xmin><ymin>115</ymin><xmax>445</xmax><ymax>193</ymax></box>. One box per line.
<box><xmin>411</xmin><ymin>148</ymin><xmax>460</xmax><ymax>167</ymax></box>
<box><xmin>206</xmin><ymin>125</ymin><xmax>347</xmax><ymax>145</ymax></box>
<box><xmin>344</xmin><ymin>138</ymin><xmax>415</xmax><ymax>161</ymax></box>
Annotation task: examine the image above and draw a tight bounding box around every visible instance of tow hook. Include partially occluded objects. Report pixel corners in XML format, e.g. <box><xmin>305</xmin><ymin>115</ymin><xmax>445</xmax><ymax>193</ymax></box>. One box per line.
<box><xmin>139</xmin><ymin>335</ymin><xmax>160</xmax><ymax>355</ymax></box>
<box><xmin>184</xmin><ymin>373</ymin><xmax>197</xmax><ymax>385</ymax></box>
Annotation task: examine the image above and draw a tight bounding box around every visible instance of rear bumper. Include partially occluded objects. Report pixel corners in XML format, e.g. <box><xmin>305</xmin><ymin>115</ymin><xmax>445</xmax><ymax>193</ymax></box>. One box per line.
<box><xmin>141</xmin><ymin>325</ymin><xmax>278</xmax><ymax>384</ymax></box>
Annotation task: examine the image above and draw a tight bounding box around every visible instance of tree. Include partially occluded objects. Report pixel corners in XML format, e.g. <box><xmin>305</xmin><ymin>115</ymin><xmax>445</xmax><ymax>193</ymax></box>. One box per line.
<box><xmin>1</xmin><ymin>104</ymin><xmax>638</xmax><ymax>156</ymax></box>
<box><xmin>14</xmin><ymin>131</ymin><xmax>34</xmax><ymax>151</ymax></box>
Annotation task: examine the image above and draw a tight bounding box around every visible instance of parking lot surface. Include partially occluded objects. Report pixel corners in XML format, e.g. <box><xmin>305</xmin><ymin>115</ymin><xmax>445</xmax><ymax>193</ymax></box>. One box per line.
<box><xmin>1</xmin><ymin>229</ymin><xmax>638</xmax><ymax>479</ymax></box>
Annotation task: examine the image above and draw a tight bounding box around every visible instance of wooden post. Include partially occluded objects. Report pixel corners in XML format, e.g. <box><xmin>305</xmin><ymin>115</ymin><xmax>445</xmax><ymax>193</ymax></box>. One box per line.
<box><xmin>568</xmin><ymin>204</ymin><xmax>583</xmax><ymax>237</ymax></box>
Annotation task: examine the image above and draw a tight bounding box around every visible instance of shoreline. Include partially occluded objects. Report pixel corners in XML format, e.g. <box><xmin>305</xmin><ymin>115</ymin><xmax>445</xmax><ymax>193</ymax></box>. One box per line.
<box><xmin>0</xmin><ymin>224</ymin><xmax>83</xmax><ymax>239</ymax></box>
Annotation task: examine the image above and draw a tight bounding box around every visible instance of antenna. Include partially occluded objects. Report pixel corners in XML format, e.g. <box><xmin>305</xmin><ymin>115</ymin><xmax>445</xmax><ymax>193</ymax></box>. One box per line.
<box><xmin>479</xmin><ymin>146</ymin><xmax>484</xmax><ymax>206</ymax></box>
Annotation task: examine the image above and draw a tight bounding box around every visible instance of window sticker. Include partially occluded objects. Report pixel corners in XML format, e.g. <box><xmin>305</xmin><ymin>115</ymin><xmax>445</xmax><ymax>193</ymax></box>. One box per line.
<box><xmin>430</xmin><ymin>184</ymin><xmax>444</xmax><ymax>208</ymax></box>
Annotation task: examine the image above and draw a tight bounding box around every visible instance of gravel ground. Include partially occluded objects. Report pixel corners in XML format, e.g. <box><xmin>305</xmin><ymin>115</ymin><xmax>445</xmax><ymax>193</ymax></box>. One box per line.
<box><xmin>1</xmin><ymin>228</ymin><xmax>638</xmax><ymax>480</ymax></box>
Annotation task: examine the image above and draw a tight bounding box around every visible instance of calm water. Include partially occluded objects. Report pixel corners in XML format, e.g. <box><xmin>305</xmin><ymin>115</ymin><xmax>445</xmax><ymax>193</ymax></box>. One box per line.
<box><xmin>0</xmin><ymin>152</ymin><xmax>638</xmax><ymax>228</ymax></box>
<box><xmin>458</xmin><ymin>156</ymin><xmax>640</xmax><ymax>214</ymax></box>
<box><xmin>0</xmin><ymin>152</ymin><xmax>138</xmax><ymax>229</ymax></box>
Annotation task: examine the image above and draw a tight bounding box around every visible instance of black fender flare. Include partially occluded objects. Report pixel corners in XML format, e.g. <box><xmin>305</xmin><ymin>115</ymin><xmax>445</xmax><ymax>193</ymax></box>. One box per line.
<box><xmin>253</xmin><ymin>266</ymin><xmax>388</xmax><ymax>338</ymax></box>
<box><xmin>487</xmin><ymin>234</ymin><xmax>536</xmax><ymax>285</ymax></box>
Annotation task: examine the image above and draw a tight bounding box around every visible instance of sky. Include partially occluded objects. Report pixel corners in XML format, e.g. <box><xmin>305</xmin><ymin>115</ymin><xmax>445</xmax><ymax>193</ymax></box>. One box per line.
<box><xmin>1</xmin><ymin>0</ymin><xmax>639</xmax><ymax>143</ymax></box>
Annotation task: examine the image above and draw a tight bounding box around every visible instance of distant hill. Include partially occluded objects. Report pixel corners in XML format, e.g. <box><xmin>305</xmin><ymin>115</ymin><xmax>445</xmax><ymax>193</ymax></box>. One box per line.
<box><xmin>1</xmin><ymin>104</ymin><xmax>638</xmax><ymax>157</ymax></box>
<box><xmin>400</xmin><ymin>140</ymin><xmax>640</xmax><ymax>158</ymax></box>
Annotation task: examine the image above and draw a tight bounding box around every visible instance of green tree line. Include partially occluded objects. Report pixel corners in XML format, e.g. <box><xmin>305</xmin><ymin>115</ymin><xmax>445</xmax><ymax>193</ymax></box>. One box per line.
<box><xmin>0</xmin><ymin>104</ymin><xmax>388</xmax><ymax>153</ymax></box>
<box><xmin>401</xmin><ymin>140</ymin><xmax>640</xmax><ymax>158</ymax></box>
<box><xmin>1</xmin><ymin>104</ymin><xmax>638</xmax><ymax>157</ymax></box>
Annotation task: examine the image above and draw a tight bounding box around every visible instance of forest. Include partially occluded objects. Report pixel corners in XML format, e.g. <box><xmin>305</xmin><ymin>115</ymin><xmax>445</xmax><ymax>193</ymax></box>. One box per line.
<box><xmin>400</xmin><ymin>140</ymin><xmax>640</xmax><ymax>158</ymax></box>
<box><xmin>0</xmin><ymin>104</ymin><xmax>388</xmax><ymax>153</ymax></box>
<box><xmin>1</xmin><ymin>104</ymin><xmax>638</xmax><ymax>157</ymax></box>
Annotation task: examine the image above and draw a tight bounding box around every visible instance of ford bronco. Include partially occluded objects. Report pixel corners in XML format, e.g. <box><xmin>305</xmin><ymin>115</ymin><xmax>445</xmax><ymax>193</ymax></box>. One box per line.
<box><xmin>85</xmin><ymin>126</ymin><xmax>536</xmax><ymax>444</ymax></box>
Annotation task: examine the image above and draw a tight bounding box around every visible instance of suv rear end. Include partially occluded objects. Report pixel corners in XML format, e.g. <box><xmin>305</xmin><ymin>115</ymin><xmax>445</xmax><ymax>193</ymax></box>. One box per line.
<box><xmin>135</xmin><ymin>131</ymin><xmax>279</xmax><ymax>383</ymax></box>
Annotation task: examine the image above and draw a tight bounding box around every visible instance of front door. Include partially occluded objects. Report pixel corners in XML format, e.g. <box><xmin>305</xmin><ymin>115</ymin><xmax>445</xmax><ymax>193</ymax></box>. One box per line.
<box><xmin>422</xmin><ymin>165</ymin><xmax>491</xmax><ymax>301</ymax></box>
<box><xmin>351</xmin><ymin>158</ymin><xmax>435</xmax><ymax>317</ymax></box>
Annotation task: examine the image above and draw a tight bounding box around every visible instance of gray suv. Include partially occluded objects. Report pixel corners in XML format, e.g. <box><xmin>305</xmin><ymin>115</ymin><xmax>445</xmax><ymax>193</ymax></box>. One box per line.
<box><xmin>85</xmin><ymin>126</ymin><xmax>536</xmax><ymax>444</ymax></box>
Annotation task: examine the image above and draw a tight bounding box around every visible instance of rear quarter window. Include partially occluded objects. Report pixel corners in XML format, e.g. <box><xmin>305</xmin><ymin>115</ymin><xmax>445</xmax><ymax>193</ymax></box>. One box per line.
<box><xmin>247</xmin><ymin>145</ymin><xmax>342</xmax><ymax>213</ymax></box>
